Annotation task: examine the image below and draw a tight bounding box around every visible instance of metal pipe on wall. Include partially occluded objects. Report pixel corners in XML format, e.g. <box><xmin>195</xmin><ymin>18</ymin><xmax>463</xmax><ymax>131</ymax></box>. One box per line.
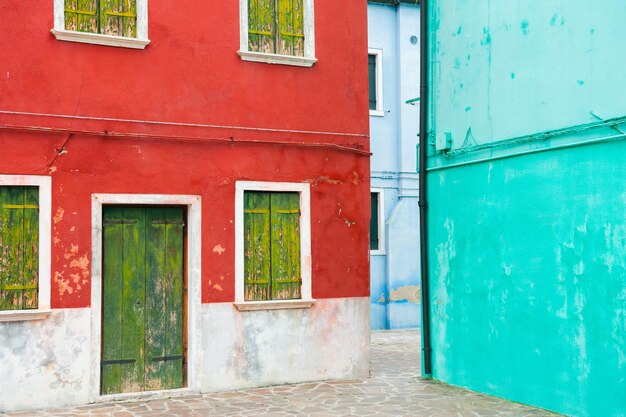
<box><xmin>418</xmin><ymin>0</ymin><xmax>432</xmax><ymax>377</ymax></box>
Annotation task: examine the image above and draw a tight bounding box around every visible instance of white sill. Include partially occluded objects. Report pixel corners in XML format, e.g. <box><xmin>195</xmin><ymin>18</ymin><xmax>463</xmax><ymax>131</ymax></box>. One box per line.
<box><xmin>234</xmin><ymin>299</ymin><xmax>315</xmax><ymax>311</ymax></box>
<box><xmin>0</xmin><ymin>309</ymin><xmax>51</xmax><ymax>322</ymax></box>
<box><xmin>370</xmin><ymin>249</ymin><xmax>386</xmax><ymax>256</ymax></box>
<box><xmin>51</xmin><ymin>29</ymin><xmax>150</xmax><ymax>50</ymax></box>
<box><xmin>238</xmin><ymin>50</ymin><xmax>317</xmax><ymax>67</ymax></box>
<box><xmin>370</xmin><ymin>110</ymin><xmax>385</xmax><ymax>117</ymax></box>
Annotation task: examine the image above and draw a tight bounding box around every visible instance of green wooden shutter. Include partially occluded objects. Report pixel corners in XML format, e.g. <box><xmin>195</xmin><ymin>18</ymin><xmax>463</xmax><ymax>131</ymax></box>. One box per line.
<box><xmin>248</xmin><ymin>0</ymin><xmax>276</xmax><ymax>54</ymax></box>
<box><xmin>270</xmin><ymin>192</ymin><xmax>301</xmax><ymax>300</ymax></box>
<box><xmin>144</xmin><ymin>207</ymin><xmax>184</xmax><ymax>391</ymax></box>
<box><xmin>368</xmin><ymin>54</ymin><xmax>378</xmax><ymax>110</ymax></box>
<box><xmin>244</xmin><ymin>192</ymin><xmax>272</xmax><ymax>301</ymax></box>
<box><xmin>370</xmin><ymin>192</ymin><xmax>379</xmax><ymax>250</ymax></box>
<box><xmin>64</xmin><ymin>0</ymin><xmax>99</xmax><ymax>33</ymax></box>
<box><xmin>0</xmin><ymin>186</ymin><xmax>39</xmax><ymax>311</ymax></box>
<box><xmin>100</xmin><ymin>0</ymin><xmax>137</xmax><ymax>37</ymax></box>
<box><xmin>277</xmin><ymin>0</ymin><xmax>304</xmax><ymax>57</ymax></box>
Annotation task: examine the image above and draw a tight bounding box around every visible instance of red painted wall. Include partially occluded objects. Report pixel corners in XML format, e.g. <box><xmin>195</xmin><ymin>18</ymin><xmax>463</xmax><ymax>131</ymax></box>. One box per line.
<box><xmin>0</xmin><ymin>1</ymin><xmax>370</xmax><ymax>308</ymax></box>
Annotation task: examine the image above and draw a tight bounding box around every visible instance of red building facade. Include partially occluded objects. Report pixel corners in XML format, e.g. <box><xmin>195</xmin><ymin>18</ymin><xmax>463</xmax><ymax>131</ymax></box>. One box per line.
<box><xmin>0</xmin><ymin>1</ymin><xmax>370</xmax><ymax>411</ymax></box>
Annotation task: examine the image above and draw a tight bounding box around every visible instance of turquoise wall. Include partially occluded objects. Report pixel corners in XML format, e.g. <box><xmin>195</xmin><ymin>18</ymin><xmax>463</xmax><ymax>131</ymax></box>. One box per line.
<box><xmin>427</xmin><ymin>1</ymin><xmax>626</xmax><ymax>416</ymax></box>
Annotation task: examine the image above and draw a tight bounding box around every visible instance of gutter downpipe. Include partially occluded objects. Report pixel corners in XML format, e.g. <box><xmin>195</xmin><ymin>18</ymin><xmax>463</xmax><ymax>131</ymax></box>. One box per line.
<box><xmin>418</xmin><ymin>0</ymin><xmax>432</xmax><ymax>376</ymax></box>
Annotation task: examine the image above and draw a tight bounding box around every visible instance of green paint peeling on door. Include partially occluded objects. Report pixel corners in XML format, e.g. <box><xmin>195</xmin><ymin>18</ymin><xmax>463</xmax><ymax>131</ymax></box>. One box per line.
<box><xmin>101</xmin><ymin>206</ymin><xmax>184</xmax><ymax>394</ymax></box>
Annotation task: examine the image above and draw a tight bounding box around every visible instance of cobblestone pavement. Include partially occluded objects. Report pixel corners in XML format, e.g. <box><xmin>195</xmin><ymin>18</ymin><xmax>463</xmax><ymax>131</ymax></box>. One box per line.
<box><xmin>2</xmin><ymin>330</ymin><xmax>562</xmax><ymax>417</ymax></box>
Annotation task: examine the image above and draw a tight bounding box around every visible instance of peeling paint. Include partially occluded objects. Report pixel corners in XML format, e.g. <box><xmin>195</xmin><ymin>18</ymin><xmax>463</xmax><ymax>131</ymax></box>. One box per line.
<box><xmin>54</xmin><ymin>271</ymin><xmax>73</xmax><ymax>296</ymax></box>
<box><xmin>69</xmin><ymin>255</ymin><xmax>90</xmax><ymax>278</ymax></box>
<box><xmin>388</xmin><ymin>285</ymin><xmax>420</xmax><ymax>303</ymax></box>
<box><xmin>212</xmin><ymin>244</ymin><xmax>226</xmax><ymax>255</ymax></box>
<box><xmin>53</xmin><ymin>207</ymin><xmax>64</xmax><ymax>224</ymax></box>
<box><xmin>305</xmin><ymin>176</ymin><xmax>342</xmax><ymax>186</ymax></box>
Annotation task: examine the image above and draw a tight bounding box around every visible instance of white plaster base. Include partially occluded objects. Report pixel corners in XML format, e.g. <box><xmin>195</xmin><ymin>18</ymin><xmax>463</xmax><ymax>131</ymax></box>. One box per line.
<box><xmin>0</xmin><ymin>308</ymin><xmax>91</xmax><ymax>412</ymax></box>
<box><xmin>0</xmin><ymin>298</ymin><xmax>370</xmax><ymax>412</ymax></box>
<box><xmin>200</xmin><ymin>297</ymin><xmax>370</xmax><ymax>392</ymax></box>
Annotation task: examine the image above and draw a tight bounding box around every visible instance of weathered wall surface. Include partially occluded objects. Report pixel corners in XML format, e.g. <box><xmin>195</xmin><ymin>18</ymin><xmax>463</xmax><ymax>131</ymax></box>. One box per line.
<box><xmin>430</xmin><ymin>0</ymin><xmax>626</xmax><ymax>152</ymax></box>
<box><xmin>427</xmin><ymin>1</ymin><xmax>626</xmax><ymax>416</ymax></box>
<box><xmin>0</xmin><ymin>0</ymin><xmax>370</xmax><ymax>411</ymax></box>
<box><xmin>0</xmin><ymin>300</ymin><xmax>369</xmax><ymax>412</ymax></box>
<box><xmin>200</xmin><ymin>298</ymin><xmax>370</xmax><ymax>391</ymax></box>
<box><xmin>368</xmin><ymin>2</ymin><xmax>421</xmax><ymax>330</ymax></box>
<box><xmin>0</xmin><ymin>309</ymin><xmax>91</xmax><ymax>411</ymax></box>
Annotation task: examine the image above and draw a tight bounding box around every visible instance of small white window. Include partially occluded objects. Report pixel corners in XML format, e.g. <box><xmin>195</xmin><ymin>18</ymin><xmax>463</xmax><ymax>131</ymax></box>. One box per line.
<box><xmin>234</xmin><ymin>181</ymin><xmax>314</xmax><ymax>311</ymax></box>
<box><xmin>368</xmin><ymin>48</ymin><xmax>384</xmax><ymax>116</ymax></box>
<box><xmin>51</xmin><ymin>0</ymin><xmax>150</xmax><ymax>49</ymax></box>
<box><xmin>370</xmin><ymin>188</ymin><xmax>385</xmax><ymax>255</ymax></box>
<box><xmin>238</xmin><ymin>0</ymin><xmax>317</xmax><ymax>67</ymax></box>
<box><xmin>0</xmin><ymin>175</ymin><xmax>51</xmax><ymax>322</ymax></box>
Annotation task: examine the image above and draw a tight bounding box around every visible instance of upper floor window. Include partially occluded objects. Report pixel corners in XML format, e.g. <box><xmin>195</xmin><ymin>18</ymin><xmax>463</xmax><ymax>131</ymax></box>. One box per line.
<box><xmin>239</xmin><ymin>0</ymin><xmax>317</xmax><ymax>67</ymax></box>
<box><xmin>368</xmin><ymin>49</ymin><xmax>384</xmax><ymax>116</ymax></box>
<box><xmin>0</xmin><ymin>176</ymin><xmax>51</xmax><ymax>322</ymax></box>
<box><xmin>51</xmin><ymin>0</ymin><xmax>150</xmax><ymax>49</ymax></box>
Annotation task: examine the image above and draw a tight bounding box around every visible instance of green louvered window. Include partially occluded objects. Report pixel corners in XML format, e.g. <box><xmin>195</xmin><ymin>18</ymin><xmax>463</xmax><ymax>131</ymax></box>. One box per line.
<box><xmin>370</xmin><ymin>192</ymin><xmax>379</xmax><ymax>250</ymax></box>
<box><xmin>0</xmin><ymin>186</ymin><xmax>39</xmax><ymax>311</ymax></box>
<box><xmin>368</xmin><ymin>54</ymin><xmax>378</xmax><ymax>110</ymax></box>
<box><xmin>248</xmin><ymin>0</ymin><xmax>305</xmax><ymax>57</ymax></box>
<box><xmin>244</xmin><ymin>191</ymin><xmax>301</xmax><ymax>301</ymax></box>
<box><xmin>64</xmin><ymin>0</ymin><xmax>137</xmax><ymax>38</ymax></box>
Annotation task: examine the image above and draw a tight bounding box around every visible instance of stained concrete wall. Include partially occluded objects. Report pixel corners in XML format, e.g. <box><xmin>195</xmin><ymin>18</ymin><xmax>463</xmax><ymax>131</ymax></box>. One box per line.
<box><xmin>0</xmin><ymin>298</ymin><xmax>369</xmax><ymax>412</ymax></box>
<box><xmin>200</xmin><ymin>298</ymin><xmax>370</xmax><ymax>391</ymax></box>
<box><xmin>427</xmin><ymin>1</ymin><xmax>626</xmax><ymax>416</ymax></box>
<box><xmin>368</xmin><ymin>1</ymin><xmax>421</xmax><ymax>330</ymax></box>
<box><xmin>0</xmin><ymin>310</ymin><xmax>92</xmax><ymax>411</ymax></box>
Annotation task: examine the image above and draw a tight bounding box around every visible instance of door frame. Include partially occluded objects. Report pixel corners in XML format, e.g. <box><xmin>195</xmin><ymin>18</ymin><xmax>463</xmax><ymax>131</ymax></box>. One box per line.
<box><xmin>90</xmin><ymin>194</ymin><xmax>202</xmax><ymax>402</ymax></box>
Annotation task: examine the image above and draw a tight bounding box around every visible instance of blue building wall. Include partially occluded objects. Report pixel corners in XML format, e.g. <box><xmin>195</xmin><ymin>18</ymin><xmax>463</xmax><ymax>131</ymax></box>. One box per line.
<box><xmin>426</xmin><ymin>1</ymin><xmax>626</xmax><ymax>416</ymax></box>
<box><xmin>368</xmin><ymin>1</ymin><xmax>421</xmax><ymax>330</ymax></box>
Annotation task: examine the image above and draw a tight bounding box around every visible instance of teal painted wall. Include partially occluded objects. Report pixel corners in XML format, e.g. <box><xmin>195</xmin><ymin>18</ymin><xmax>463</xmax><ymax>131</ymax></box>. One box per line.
<box><xmin>427</xmin><ymin>1</ymin><xmax>626</xmax><ymax>416</ymax></box>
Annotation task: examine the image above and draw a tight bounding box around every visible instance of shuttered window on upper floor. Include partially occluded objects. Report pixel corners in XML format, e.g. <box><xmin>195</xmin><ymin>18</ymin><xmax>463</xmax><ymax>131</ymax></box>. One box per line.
<box><xmin>244</xmin><ymin>191</ymin><xmax>302</xmax><ymax>301</ymax></box>
<box><xmin>248</xmin><ymin>0</ymin><xmax>305</xmax><ymax>57</ymax></box>
<box><xmin>0</xmin><ymin>187</ymin><xmax>39</xmax><ymax>311</ymax></box>
<box><xmin>64</xmin><ymin>0</ymin><xmax>137</xmax><ymax>38</ymax></box>
<box><xmin>369</xmin><ymin>54</ymin><xmax>378</xmax><ymax>110</ymax></box>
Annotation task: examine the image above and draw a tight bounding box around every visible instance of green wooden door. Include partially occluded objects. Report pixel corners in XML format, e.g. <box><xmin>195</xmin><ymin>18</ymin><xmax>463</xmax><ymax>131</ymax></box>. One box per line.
<box><xmin>101</xmin><ymin>206</ymin><xmax>184</xmax><ymax>394</ymax></box>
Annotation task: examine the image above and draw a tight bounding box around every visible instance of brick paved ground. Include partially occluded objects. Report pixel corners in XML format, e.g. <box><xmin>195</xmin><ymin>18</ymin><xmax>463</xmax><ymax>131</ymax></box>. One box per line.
<box><xmin>1</xmin><ymin>330</ymin><xmax>562</xmax><ymax>417</ymax></box>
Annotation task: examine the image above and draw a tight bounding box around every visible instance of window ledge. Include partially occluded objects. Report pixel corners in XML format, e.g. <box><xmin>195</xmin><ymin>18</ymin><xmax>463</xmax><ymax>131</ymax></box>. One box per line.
<box><xmin>370</xmin><ymin>249</ymin><xmax>386</xmax><ymax>256</ymax></box>
<box><xmin>51</xmin><ymin>29</ymin><xmax>150</xmax><ymax>49</ymax></box>
<box><xmin>370</xmin><ymin>110</ymin><xmax>385</xmax><ymax>117</ymax></box>
<box><xmin>0</xmin><ymin>309</ymin><xmax>52</xmax><ymax>322</ymax></box>
<box><xmin>238</xmin><ymin>50</ymin><xmax>317</xmax><ymax>67</ymax></box>
<box><xmin>234</xmin><ymin>299</ymin><xmax>315</xmax><ymax>311</ymax></box>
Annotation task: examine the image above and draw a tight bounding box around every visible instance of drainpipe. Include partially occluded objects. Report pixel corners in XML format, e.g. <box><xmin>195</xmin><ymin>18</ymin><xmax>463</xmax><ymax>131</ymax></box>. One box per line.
<box><xmin>418</xmin><ymin>0</ymin><xmax>432</xmax><ymax>377</ymax></box>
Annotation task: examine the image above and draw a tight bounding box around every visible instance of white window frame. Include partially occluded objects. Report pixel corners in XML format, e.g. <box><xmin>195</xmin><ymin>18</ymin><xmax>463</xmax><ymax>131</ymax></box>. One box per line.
<box><xmin>370</xmin><ymin>188</ymin><xmax>386</xmax><ymax>256</ymax></box>
<box><xmin>0</xmin><ymin>175</ymin><xmax>52</xmax><ymax>322</ymax></box>
<box><xmin>238</xmin><ymin>0</ymin><xmax>317</xmax><ymax>67</ymax></box>
<box><xmin>369</xmin><ymin>48</ymin><xmax>384</xmax><ymax>117</ymax></box>
<box><xmin>51</xmin><ymin>0</ymin><xmax>150</xmax><ymax>49</ymax></box>
<box><xmin>234</xmin><ymin>181</ymin><xmax>314</xmax><ymax>311</ymax></box>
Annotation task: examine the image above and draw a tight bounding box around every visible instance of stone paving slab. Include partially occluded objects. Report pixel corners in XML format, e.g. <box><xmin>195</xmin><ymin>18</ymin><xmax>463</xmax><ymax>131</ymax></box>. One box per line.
<box><xmin>1</xmin><ymin>330</ymin><xmax>562</xmax><ymax>417</ymax></box>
